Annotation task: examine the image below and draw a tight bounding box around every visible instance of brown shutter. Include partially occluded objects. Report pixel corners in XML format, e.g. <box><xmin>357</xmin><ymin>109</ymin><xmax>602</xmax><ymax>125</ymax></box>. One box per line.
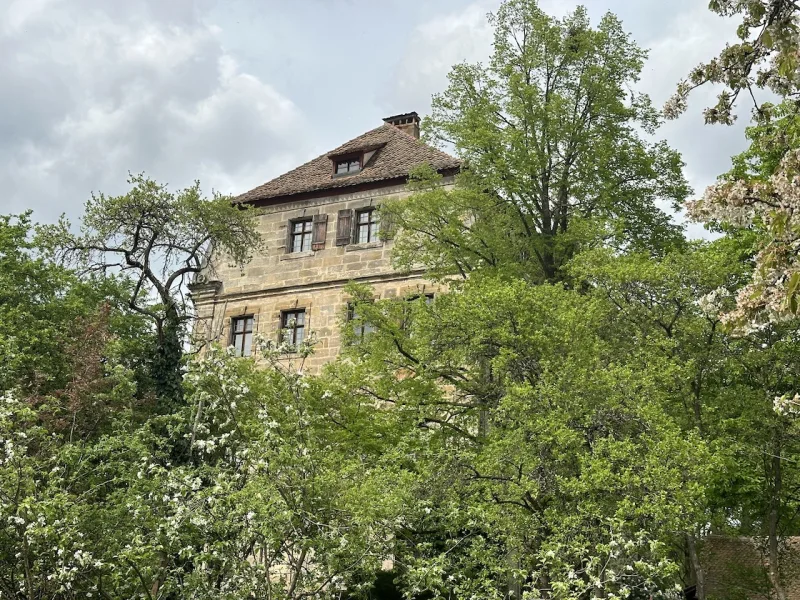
<box><xmin>284</xmin><ymin>220</ymin><xmax>293</xmax><ymax>253</ymax></box>
<box><xmin>379</xmin><ymin>204</ymin><xmax>396</xmax><ymax>240</ymax></box>
<box><xmin>311</xmin><ymin>214</ymin><xmax>328</xmax><ymax>250</ymax></box>
<box><xmin>336</xmin><ymin>209</ymin><xmax>353</xmax><ymax>246</ymax></box>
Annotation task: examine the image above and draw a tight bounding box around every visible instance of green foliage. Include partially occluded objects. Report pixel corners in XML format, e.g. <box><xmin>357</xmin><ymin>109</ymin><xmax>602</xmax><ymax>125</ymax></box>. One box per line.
<box><xmin>727</xmin><ymin>101</ymin><xmax>800</xmax><ymax>181</ymax></box>
<box><xmin>0</xmin><ymin>212</ymin><xmax>153</xmax><ymax>400</ymax></box>
<box><xmin>389</xmin><ymin>0</ymin><xmax>688</xmax><ymax>284</ymax></box>
<box><xmin>330</xmin><ymin>278</ymin><xmax>711</xmax><ymax>598</ymax></box>
<box><xmin>570</xmin><ymin>241</ymin><xmax>800</xmax><ymax>599</ymax></box>
<box><xmin>0</xmin><ymin>346</ymin><xmax>399</xmax><ymax>599</ymax></box>
<box><xmin>37</xmin><ymin>173</ymin><xmax>264</xmax><ymax>409</ymax></box>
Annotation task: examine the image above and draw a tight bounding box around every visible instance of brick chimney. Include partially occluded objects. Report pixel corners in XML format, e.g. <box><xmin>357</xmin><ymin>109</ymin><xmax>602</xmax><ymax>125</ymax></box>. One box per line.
<box><xmin>383</xmin><ymin>112</ymin><xmax>420</xmax><ymax>139</ymax></box>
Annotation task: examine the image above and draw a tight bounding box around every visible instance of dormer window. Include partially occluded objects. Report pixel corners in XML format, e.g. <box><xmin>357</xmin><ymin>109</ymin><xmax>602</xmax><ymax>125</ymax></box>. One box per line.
<box><xmin>334</xmin><ymin>155</ymin><xmax>361</xmax><ymax>177</ymax></box>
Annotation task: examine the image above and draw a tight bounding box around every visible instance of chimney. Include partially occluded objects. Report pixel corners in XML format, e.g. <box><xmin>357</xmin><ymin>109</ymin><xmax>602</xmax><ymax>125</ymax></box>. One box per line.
<box><xmin>383</xmin><ymin>112</ymin><xmax>420</xmax><ymax>139</ymax></box>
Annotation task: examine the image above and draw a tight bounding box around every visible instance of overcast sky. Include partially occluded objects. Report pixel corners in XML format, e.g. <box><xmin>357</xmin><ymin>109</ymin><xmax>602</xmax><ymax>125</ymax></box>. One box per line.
<box><xmin>1</xmin><ymin>0</ymin><xmax>749</xmax><ymax>238</ymax></box>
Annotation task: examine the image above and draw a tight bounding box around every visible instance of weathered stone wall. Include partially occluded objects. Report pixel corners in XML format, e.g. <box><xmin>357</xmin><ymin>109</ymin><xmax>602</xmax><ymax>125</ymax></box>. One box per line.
<box><xmin>191</xmin><ymin>178</ymin><xmax>451</xmax><ymax>372</ymax></box>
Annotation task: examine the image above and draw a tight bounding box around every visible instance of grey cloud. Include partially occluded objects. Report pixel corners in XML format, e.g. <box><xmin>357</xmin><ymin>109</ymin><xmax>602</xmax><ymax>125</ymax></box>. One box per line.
<box><xmin>0</xmin><ymin>0</ymin><xmax>311</xmax><ymax>223</ymax></box>
<box><xmin>0</xmin><ymin>0</ymin><xmax>764</xmax><ymax>243</ymax></box>
<box><xmin>378</xmin><ymin>0</ymin><xmax>496</xmax><ymax>116</ymax></box>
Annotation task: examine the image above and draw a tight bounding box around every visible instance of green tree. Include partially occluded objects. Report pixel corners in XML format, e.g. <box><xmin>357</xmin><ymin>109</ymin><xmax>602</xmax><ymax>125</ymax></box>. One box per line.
<box><xmin>39</xmin><ymin>174</ymin><xmax>263</xmax><ymax>409</ymax></box>
<box><xmin>571</xmin><ymin>242</ymin><xmax>800</xmax><ymax>600</ymax></box>
<box><xmin>329</xmin><ymin>279</ymin><xmax>710</xmax><ymax>598</ymax></box>
<box><xmin>0</xmin><ymin>212</ymin><xmax>152</xmax><ymax>405</ymax></box>
<box><xmin>388</xmin><ymin>0</ymin><xmax>689</xmax><ymax>284</ymax></box>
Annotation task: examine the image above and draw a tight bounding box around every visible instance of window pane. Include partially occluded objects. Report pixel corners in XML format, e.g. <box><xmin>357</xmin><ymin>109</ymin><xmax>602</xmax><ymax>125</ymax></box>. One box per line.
<box><xmin>370</xmin><ymin>222</ymin><xmax>379</xmax><ymax>240</ymax></box>
<box><xmin>295</xmin><ymin>311</ymin><xmax>305</xmax><ymax>325</ymax></box>
<box><xmin>358</xmin><ymin>211</ymin><xmax>369</xmax><ymax>224</ymax></box>
<box><xmin>242</xmin><ymin>332</ymin><xmax>252</xmax><ymax>357</ymax></box>
<box><xmin>245</xmin><ymin>317</ymin><xmax>254</xmax><ymax>331</ymax></box>
<box><xmin>292</xmin><ymin>235</ymin><xmax>302</xmax><ymax>253</ymax></box>
<box><xmin>295</xmin><ymin>325</ymin><xmax>305</xmax><ymax>345</ymax></box>
<box><xmin>232</xmin><ymin>333</ymin><xmax>240</xmax><ymax>355</ymax></box>
<box><xmin>358</xmin><ymin>224</ymin><xmax>367</xmax><ymax>244</ymax></box>
<box><xmin>303</xmin><ymin>221</ymin><xmax>313</xmax><ymax>233</ymax></box>
<box><xmin>283</xmin><ymin>311</ymin><xmax>302</xmax><ymax>327</ymax></box>
<box><xmin>234</xmin><ymin>319</ymin><xmax>244</xmax><ymax>333</ymax></box>
<box><xmin>348</xmin><ymin>160</ymin><xmax>360</xmax><ymax>171</ymax></box>
<box><xmin>293</xmin><ymin>221</ymin><xmax>303</xmax><ymax>233</ymax></box>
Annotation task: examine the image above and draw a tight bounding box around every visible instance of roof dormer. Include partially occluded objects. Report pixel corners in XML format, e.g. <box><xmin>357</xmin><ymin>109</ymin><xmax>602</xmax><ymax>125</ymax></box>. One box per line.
<box><xmin>333</xmin><ymin>154</ymin><xmax>362</xmax><ymax>177</ymax></box>
<box><xmin>330</xmin><ymin>143</ymin><xmax>385</xmax><ymax>178</ymax></box>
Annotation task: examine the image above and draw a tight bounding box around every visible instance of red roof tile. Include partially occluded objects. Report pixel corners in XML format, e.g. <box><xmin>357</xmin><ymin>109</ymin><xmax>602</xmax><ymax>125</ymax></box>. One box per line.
<box><xmin>235</xmin><ymin>123</ymin><xmax>460</xmax><ymax>204</ymax></box>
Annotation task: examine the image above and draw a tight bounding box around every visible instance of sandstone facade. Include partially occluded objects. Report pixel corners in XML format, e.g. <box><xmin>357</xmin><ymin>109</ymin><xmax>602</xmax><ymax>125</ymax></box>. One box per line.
<box><xmin>191</xmin><ymin>173</ymin><xmax>453</xmax><ymax>373</ymax></box>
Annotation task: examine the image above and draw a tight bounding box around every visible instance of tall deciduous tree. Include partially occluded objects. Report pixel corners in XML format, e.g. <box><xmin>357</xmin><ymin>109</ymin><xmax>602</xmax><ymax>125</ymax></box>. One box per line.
<box><xmin>40</xmin><ymin>174</ymin><xmax>263</xmax><ymax>408</ymax></box>
<box><xmin>331</xmin><ymin>278</ymin><xmax>710</xmax><ymax>598</ymax></box>
<box><xmin>389</xmin><ymin>0</ymin><xmax>689</xmax><ymax>283</ymax></box>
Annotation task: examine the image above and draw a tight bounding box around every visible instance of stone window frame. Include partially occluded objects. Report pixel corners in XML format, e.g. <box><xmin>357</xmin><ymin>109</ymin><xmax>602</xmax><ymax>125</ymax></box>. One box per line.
<box><xmin>289</xmin><ymin>218</ymin><xmax>313</xmax><ymax>253</ymax></box>
<box><xmin>231</xmin><ymin>315</ymin><xmax>255</xmax><ymax>357</ymax></box>
<box><xmin>339</xmin><ymin>199</ymin><xmax>388</xmax><ymax>251</ymax></box>
<box><xmin>280</xmin><ymin>308</ymin><xmax>307</xmax><ymax>347</ymax></box>
<box><xmin>354</xmin><ymin>207</ymin><xmax>379</xmax><ymax>244</ymax></box>
<box><xmin>281</xmin><ymin>207</ymin><xmax>325</xmax><ymax>256</ymax></box>
<box><xmin>332</xmin><ymin>153</ymin><xmax>363</xmax><ymax>178</ymax></box>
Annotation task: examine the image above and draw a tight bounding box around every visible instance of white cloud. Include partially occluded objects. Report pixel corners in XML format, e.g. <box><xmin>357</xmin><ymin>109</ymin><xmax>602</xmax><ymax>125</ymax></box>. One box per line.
<box><xmin>381</xmin><ymin>1</ymin><xmax>496</xmax><ymax>115</ymax></box>
<box><xmin>0</xmin><ymin>0</ymin><xmax>310</xmax><ymax>222</ymax></box>
<box><xmin>636</xmin><ymin>2</ymin><xmax>749</xmax><ymax>239</ymax></box>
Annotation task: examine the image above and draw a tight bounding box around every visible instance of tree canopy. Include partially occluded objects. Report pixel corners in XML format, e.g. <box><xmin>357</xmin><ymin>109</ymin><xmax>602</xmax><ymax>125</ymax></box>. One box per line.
<box><xmin>39</xmin><ymin>174</ymin><xmax>263</xmax><ymax>408</ymax></box>
<box><xmin>388</xmin><ymin>1</ymin><xmax>688</xmax><ymax>284</ymax></box>
<box><xmin>5</xmin><ymin>1</ymin><xmax>800</xmax><ymax>599</ymax></box>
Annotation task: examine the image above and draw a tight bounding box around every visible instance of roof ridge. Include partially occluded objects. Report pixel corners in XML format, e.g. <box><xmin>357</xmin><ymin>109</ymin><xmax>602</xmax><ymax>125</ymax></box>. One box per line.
<box><xmin>235</xmin><ymin>120</ymin><xmax>460</xmax><ymax>204</ymax></box>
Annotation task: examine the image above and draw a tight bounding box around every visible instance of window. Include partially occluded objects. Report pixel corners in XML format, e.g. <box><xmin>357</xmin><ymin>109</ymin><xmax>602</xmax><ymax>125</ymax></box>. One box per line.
<box><xmin>291</xmin><ymin>219</ymin><xmax>313</xmax><ymax>253</ymax></box>
<box><xmin>281</xmin><ymin>309</ymin><xmax>306</xmax><ymax>347</ymax></box>
<box><xmin>402</xmin><ymin>294</ymin><xmax>434</xmax><ymax>331</ymax></box>
<box><xmin>355</xmin><ymin>208</ymin><xmax>379</xmax><ymax>244</ymax></box>
<box><xmin>407</xmin><ymin>293</ymin><xmax>435</xmax><ymax>305</ymax></box>
<box><xmin>334</xmin><ymin>157</ymin><xmax>361</xmax><ymax>176</ymax></box>
<box><xmin>347</xmin><ymin>303</ymin><xmax>376</xmax><ymax>341</ymax></box>
<box><xmin>231</xmin><ymin>316</ymin><xmax>254</xmax><ymax>357</ymax></box>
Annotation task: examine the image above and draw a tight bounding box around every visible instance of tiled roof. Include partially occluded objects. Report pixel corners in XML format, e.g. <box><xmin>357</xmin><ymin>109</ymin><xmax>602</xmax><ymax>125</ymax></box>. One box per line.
<box><xmin>235</xmin><ymin>123</ymin><xmax>460</xmax><ymax>204</ymax></box>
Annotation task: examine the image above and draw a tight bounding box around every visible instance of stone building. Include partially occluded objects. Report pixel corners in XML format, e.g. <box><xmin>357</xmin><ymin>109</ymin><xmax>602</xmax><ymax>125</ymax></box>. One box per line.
<box><xmin>190</xmin><ymin>112</ymin><xmax>460</xmax><ymax>372</ymax></box>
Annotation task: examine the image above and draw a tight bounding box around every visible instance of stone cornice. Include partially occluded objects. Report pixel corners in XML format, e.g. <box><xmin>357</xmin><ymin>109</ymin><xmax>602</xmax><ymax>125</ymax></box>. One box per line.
<box><xmin>191</xmin><ymin>269</ymin><xmax>427</xmax><ymax>307</ymax></box>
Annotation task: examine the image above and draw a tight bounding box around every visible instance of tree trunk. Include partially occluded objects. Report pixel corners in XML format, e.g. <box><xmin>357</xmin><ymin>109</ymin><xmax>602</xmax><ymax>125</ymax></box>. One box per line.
<box><xmin>686</xmin><ymin>532</ymin><xmax>706</xmax><ymax>600</ymax></box>
<box><xmin>767</xmin><ymin>447</ymin><xmax>787</xmax><ymax>600</ymax></box>
<box><xmin>152</xmin><ymin>305</ymin><xmax>184</xmax><ymax>411</ymax></box>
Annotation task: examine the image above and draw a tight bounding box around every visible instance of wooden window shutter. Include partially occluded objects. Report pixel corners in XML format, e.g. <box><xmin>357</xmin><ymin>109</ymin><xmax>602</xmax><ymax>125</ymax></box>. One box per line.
<box><xmin>336</xmin><ymin>209</ymin><xmax>353</xmax><ymax>246</ymax></box>
<box><xmin>379</xmin><ymin>205</ymin><xmax>396</xmax><ymax>239</ymax></box>
<box><xmin>311</xmin><ymin>214</ymin><xmax>328</xmax><ymax>250</ymax></box>
<box><xmin>284</xmin><ymin>221</ymin><xmax>293</xmax><ymax>253</ymax></box>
